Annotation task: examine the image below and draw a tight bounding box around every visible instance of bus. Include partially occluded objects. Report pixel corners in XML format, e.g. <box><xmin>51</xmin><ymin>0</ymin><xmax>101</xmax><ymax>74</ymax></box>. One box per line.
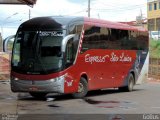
<box><xmin>10</xmin><ymin>16</ymin><xmax>149</xmax><ymax>98</ymax></box>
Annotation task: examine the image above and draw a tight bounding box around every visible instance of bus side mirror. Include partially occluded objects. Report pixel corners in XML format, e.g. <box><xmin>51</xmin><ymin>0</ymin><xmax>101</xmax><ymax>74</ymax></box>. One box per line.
<box><xmin>61</xmin><ymin>34</ymin><xmax>75</xmax><ymax>52</ymax></box>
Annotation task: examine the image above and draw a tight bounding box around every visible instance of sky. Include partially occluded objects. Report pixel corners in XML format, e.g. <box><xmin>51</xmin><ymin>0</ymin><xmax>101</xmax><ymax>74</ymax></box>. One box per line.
<box><xmin>0</xmin><ymin>0</ymin><xmax>147</xmax><ymax>39</ymax></box>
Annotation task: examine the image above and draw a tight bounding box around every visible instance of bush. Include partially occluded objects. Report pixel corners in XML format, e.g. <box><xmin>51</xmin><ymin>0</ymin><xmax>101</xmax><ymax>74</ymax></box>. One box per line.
<box><xmin>150</xmin><ymin>39</ymin><xmax>160</xmax><ymax>58</ymax></box>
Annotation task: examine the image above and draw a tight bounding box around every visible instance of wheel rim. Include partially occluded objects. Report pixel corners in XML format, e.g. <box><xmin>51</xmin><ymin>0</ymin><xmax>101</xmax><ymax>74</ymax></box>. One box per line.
<box><xmin>129</xmin><ymin>77</ymin><xmax>134</xmax><ymax>91</ymax></box>
<box><xmin>78</xmin><ymin>82</ymin><xmax>84</xmax><ymax>93</ymax></box>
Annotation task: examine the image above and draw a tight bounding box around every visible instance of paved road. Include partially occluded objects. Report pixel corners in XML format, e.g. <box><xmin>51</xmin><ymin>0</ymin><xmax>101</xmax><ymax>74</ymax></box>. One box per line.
<box><xmin>0</xmin><ymin>80</ymin><xmax>160</xmax><ymax>120</ymax></box>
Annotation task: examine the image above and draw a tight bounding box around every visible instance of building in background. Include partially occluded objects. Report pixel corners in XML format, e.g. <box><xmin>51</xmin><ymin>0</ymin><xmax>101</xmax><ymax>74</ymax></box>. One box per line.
<box><xmin>120</xmin><ymin>19</ymin><xmax>147</xmax><ymax>30</ymax></box>
<box><xmin>147</xmin><ymin>0</ymin><xmax>160</xmax><ymax>31</ymax></box>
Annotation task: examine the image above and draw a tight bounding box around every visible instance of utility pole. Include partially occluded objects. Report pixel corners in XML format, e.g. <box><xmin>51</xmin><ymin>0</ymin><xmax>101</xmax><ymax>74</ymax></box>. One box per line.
<box><xmin>140</xmin><ymin>9</ymin><xmax>143</xmax><ymax>27</ymax></box>
<box><xmin>136</xmin><ymin>9</ymin><xmax>143</xmax><ymax>27</ymax></box>
<box><xmin>98</xmin><ymin>13</ymin><xmax>100</xmax><ymax>19</ymax></box>
<box><xmin>88</xmin><ymin>0</ymin><xmax>90</xmax><ymax>17</ymax></box>
<box><xmin>29</xmin><ymin>9</ymin><xmax>31</xmax><ymax>20</ymax></box>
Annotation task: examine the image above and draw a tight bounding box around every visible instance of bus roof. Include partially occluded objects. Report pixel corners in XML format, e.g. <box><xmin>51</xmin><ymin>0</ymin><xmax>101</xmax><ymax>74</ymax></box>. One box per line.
<box><xmin>84</xmin><ymin>17</ymin><xmax>147</xmax><ymax>32</ymax></box>
<box><xmin>19</xmin><ymin>16</ymin><xmax>83</xmax><ymax>30</ymax></box>
<box><xmin>20</xmin><ymin>16</ymin><xmax>147</xmax><ymax>32</ymax></box>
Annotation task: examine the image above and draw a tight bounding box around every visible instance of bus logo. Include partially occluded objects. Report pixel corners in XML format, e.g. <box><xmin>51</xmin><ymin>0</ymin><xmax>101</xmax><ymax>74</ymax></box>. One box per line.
<box><xmin>85</xmin><ymin>54</ymin><xmax>109</xmax><ymax>64</ymax></box>
<box><xmin>85</xmin><ymin>52</ymin><xmax>132</xmax><ymax>64</ymax></box>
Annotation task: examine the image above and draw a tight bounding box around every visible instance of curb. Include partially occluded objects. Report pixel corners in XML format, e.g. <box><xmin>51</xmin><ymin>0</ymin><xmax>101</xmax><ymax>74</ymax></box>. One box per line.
<box><xmin>147</xmin><ymin>78</ymin><xmax>160</xmax><ymax>84</ymax></box>
<box><xmin>0</xmin><ymin>80</ymin><xmax>10</xmax><ymax>82</ymax></box>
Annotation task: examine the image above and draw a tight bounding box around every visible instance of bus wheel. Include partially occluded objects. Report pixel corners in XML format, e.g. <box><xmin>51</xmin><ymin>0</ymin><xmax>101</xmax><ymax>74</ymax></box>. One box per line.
<box><xmin>72</xmin><ymin>77</ymin><xmax>88</xmax><ymax>99</ymax></box>
<box><xmin>29</xmin><ymin>92</ymin><xmax>47</xmax><ymax>99</ymax></box>
<box><xmin>119</xmin><ymin>73</ymin><xmax>134</xmax><ymax>92</ymax></box>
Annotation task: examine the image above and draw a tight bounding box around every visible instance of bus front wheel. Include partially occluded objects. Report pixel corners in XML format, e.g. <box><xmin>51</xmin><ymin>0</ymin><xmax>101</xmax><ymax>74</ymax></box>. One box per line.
<box><xmin>72</xmin><ymin>77</ymin><xmax>88</xmax><ymax>98</ymax></box>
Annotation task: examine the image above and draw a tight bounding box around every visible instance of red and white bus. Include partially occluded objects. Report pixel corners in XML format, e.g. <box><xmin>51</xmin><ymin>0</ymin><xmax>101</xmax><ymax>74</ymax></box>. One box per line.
<box><xmin>11</xmin><ymin>16</ymin><xmax>149</xmax><ymax>98</ymax></box>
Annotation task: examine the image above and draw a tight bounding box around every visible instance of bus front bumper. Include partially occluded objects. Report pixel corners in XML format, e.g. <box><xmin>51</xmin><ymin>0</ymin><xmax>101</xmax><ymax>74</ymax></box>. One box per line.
<box><xmin>11</xmin><ymin>78</ymin><xmax>65</xmax><ymax>93</ymax></box>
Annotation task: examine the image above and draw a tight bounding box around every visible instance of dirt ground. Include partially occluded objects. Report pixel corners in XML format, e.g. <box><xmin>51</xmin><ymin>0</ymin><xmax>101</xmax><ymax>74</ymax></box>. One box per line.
<box><xmin>147</xmin><ymin>77</ymin><xmax>160</xmax><ymax>83</ymax></box>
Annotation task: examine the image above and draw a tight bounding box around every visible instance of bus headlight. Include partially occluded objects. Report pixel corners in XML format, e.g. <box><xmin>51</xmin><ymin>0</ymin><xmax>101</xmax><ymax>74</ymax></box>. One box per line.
<box><xmin>11</xmin><ymin>76</ymin><xmax>20</xmax><ymax>81</ymax></box>
<box><xmin>50</xmin><ymin>74</ymin><xmax>66</xmax><ymax>83</ymax></box>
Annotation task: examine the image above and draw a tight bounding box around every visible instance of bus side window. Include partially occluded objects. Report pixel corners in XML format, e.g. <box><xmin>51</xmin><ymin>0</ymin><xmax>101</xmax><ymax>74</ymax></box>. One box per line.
<box><xmin>81</xmin><ymin>26</ymin><xmax>109</xmax><ymax>53</ymax></box>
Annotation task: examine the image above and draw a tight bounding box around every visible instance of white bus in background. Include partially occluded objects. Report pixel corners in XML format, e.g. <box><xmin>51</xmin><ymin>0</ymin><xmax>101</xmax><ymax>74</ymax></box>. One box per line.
<box><xmin>149</xmin><ymin>31</ymin><xmax>160</xmax><ymax>40</ymax></box>
<box><xmin>3</xmin><ymin>35</ymin><xmax>15</xmax><ymax>53</ymax></box>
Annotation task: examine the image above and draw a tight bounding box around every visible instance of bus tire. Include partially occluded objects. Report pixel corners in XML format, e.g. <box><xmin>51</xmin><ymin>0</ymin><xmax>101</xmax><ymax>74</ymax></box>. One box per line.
<box><xmin>29</xmin><ymin>92</ymin><xmax>47</xmax><ymax>99</ymax></box>
<box><xmin>72</xmin><ymin>77</ymin><xmax>88</xmax><ymax>99</ymax></box>
<box><xmin>119</xmin><ymin>73</ymin><xmax>134</xmax><ymax>92</ymax></box>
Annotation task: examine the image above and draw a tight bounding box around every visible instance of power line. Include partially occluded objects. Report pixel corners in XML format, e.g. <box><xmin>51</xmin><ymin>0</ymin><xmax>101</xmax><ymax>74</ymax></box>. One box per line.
<box><xmin>92</xmin><ymin>4</ymin><xmax>145</xmax><ymax>11</ymax></box>
<box><xmin>64</xmin><ymin>9</ymin><xmax>86</xmax><ymax>16</ymax></box>
<box><xmin>87</xmin><ymin>1</ymin><xmax>146</xmax><ymax>15</ymax></box>
<box><xmin>97</xmin><ymin>2</ymin><xmax>146</xmax><ymax>9</ymax></box>
<box><xmin>92</xmin><ymin>5</ymin><xmax>146</xmax><ymax>12</ymax></box>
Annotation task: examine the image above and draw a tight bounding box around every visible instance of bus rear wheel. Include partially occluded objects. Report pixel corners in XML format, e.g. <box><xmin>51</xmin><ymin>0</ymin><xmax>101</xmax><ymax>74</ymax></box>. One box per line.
<box><xmin>119</xmin><ymin>73</ymin><xmax>134</xmax><ymax>92</ymax></box>
<box><xmin>29</xmin><ymin>92</ymin><xmax>47</xmax><ymax>99</ymax></box>
<box><xmin>72</xmin><ymin>77</ymin><xmax>88</xmax><ymax>99</ymax></box>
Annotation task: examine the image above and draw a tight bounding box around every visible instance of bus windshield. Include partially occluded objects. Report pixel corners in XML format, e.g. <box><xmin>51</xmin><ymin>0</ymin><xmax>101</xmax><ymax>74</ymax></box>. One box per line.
<box><xmin>12</xmin><ymin>30</ymin><xmax>65</xmax><ymax>74</ymax></box>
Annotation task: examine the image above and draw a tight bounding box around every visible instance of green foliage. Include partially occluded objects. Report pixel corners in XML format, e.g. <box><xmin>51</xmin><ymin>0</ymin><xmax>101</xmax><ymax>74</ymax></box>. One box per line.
<box><xmin>149</xmin><ymin>39</ymin><xmax>160</xmax><ymax>58</ymax></box>
<box><xmin>7</xmin><ymin>40</ymin><xmax>14</xmax><ymax>51</ymax></box>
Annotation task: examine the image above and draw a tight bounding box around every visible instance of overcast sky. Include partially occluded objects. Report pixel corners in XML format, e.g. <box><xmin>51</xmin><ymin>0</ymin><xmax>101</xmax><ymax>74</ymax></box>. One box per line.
<box><xmin>0</xmin><ymin>0</ymin><xmax>147</xmax><ymax>38</ymax></box>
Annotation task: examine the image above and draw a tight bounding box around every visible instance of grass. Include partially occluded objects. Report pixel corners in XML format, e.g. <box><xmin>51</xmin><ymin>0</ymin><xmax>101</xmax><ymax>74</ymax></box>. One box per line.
<box><xmin>149</xmin><ymin>39</ymin><xmax>160</xmax><ymax>58</ymax></box>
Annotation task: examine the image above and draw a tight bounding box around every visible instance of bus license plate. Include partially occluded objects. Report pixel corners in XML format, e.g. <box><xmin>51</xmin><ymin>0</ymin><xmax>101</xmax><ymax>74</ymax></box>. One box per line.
<box><xmin>29</xmin><ymin>86</ymin><xmax>38</xmax><ymax>91</ymax></box>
